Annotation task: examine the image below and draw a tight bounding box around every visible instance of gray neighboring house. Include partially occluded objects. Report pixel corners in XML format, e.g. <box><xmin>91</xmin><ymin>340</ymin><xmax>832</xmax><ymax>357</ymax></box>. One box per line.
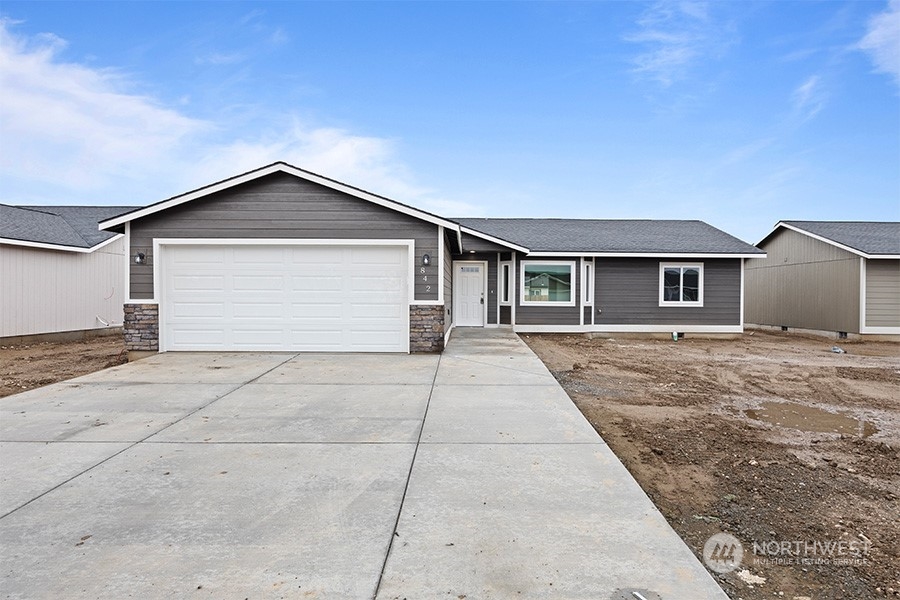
<box><xmin>0</xmin><ymin>204</ymin><xmax>135</xmax><ymax>340</ymax></box>
<box><xmin>745</xmin><ymin>221</ymin><xmax>900</xmax><ymax>338</ymax></box>
<box><xmin>97</xmin><ymin>162</ymin><xmax>764</xmax><ymax>357</ymax></box>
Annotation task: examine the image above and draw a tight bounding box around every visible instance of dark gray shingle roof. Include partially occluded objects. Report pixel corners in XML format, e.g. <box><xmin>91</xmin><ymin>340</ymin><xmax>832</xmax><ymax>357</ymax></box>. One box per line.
<box><xmin>455</xmin><ymin>218</ymin><xmax>763</xmax><ymax>254</ymax></box>
<box><xmin>1</xmin><ymin>205</ymin><xmax>136</xmax><ymax>249</ymax></box>
<box><xmin>780</xmin><ymin>221</ymin><xmax>900</xmax><ymax>256</ymax></box>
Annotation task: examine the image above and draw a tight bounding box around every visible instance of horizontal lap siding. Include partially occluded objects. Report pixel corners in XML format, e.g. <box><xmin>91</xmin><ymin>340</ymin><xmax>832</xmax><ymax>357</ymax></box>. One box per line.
<box><xmin>130</xmin><ymin>172</ymin><xmax>439</xmax><ymax>302</ymax></box>
<box><xmin>595</xmin><ymin>258</ymin><xmax>740</xmax><ymax>325</ymax></box>
<box><xmin>745</xmin><ymin>229</ymin><xmax>859</xmax><ymax>332</ymax></box>
<box><xmin>443</xmin><ymin>231</ymin><xmax>453</xmax><ymax>324</ymax></box>
<box><xmin>865</xmin><ymin>259</ymin><xmax>900</xmax><ymax>327</ymax></box>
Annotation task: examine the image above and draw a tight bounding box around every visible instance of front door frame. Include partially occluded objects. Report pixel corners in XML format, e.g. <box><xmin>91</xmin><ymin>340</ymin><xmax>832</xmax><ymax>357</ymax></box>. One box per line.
<box><xmin>453</xmin><ymin>260</ymin><xmax>488</xmax><ymax>327</ymax></box>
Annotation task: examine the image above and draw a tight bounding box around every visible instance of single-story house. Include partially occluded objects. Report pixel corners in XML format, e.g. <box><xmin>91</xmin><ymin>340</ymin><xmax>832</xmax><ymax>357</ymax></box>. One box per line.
<box><xmin>745</xmin><ymin>221</ymin><xmax>900</xmax><ymax>338</ymax></box>
<box><xmin>97</xmin><ymin>162</ymin><xmax>765</xmax><ymax>356</ymax></box>
<box><xmin>0</xmin><ymin>204</ymin><xmax>135</xmax><ymax>341</ymax></box>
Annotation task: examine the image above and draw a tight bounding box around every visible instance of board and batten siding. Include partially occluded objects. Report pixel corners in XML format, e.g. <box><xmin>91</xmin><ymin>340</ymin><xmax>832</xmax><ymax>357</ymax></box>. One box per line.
<box><xmin>129</xmin><ymin>172</ymin><xmax>440</xmax><ymax>302</ymax></box>
<box><xmin>0</xmin><ymin>238</ymin><xmax>126</xmax><ymax>338</ymax></box>
<box><xmin>745</xmin><ymin>228</ymin><xmax>860</xmax><ymax>333</ymax></box>
<box><xmin>595</xmin><ymin>258</ymin><xmax>740</xmax><ymax>326</ymax></box>
<box><xmin>865</xmin><ymin>259</ymin><xmax>900</xmax><ymax>328</ymax></box>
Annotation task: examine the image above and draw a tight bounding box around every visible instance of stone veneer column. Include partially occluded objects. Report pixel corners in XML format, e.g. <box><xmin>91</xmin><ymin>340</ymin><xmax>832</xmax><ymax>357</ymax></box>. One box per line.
<box><xmin>409</xmin><ymin>305</ymin><xmax>445</xmax><ymax>352</ymax></box>
<box><xmin>123</xmin><ymin>303</ymin><xmax>159</xmax><ymax>352</ymax></box>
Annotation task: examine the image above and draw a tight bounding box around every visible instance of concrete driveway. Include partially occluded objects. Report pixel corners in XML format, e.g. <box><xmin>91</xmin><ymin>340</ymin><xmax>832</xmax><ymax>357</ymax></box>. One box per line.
<box><xmin>0</xmin><ymin>329</ymin><xmax>727</xmax><ymax>599</ymax></box>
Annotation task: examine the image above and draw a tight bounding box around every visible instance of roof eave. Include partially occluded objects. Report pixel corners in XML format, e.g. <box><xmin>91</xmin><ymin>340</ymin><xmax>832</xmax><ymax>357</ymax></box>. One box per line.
<box><xmin>458</xmin><ymin>225</ymin><xmax>530</xmax><ymax>253</ymax></box>
<box><xmin>0</xmin><ymin>233</ymin><xmax>123</xmax><ymax>253</ymax></box>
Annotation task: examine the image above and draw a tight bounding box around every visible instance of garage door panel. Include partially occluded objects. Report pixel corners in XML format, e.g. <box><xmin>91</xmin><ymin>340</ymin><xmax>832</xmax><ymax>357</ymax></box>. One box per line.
<box><xmin>171</xmin><ymin>302</ymin><xmax>225</xmax><ymax>319</ymax></box>
<box><xmin>170</xmin><ymin>328</ymin><xmax>227</xmax><ymax>347</ymax></box>
<box><xmin>163</xmin><ymin>245</ymin><xmax>408</xmax><ymax>352</ymax></box>
<box><xmin>233</xmin><ymin>275</ymin><xmax>284</xmax><ymax>291</ymax></box>
<box><xmin>291</xmin><ymin>275</ymin><xmax>343</xmax><ymax>291</ymax></box>
<box><xmin>232</xmin><ymin>329</ymin><xmax>285</xmax><ymax>348</ymax></box>
<box><xmin>232</xmin><ymin>302</ymin><xmax>285</xmax><ymax>319</ymax></box>
<box><xmin>291</xmin><ymin>247</ymin><xmax>343</xmax><ymax>264</ymax></box>
<box><xmin>171</xmin><ymin>275</ymin><xmax>225</xmax><ymax>292</ymax></box>
<box><xmin>351</xmin><ymin>247</ymin><xmax>405</xmax><ymax>265</ymax></box>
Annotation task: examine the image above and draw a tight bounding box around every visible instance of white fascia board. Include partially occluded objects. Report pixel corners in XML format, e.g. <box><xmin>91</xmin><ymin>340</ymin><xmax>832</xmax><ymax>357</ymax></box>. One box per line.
<box><xmin>99</xmin><ymin>163</ymin><xmax>460</xmax><ymax>232</ymax></box>
<box><xmin>772</xmin><ymin>222</ymin><xmax>892</xmax><ymax>259</ymax></box>
<box><xmin>0</xmin><ymin>234</ymin><xmax>123</xmax><ymax>254</ymax></box>
<box><xmin>458</xmin><ymin>226</ymin><xmax>530</xmax><ymax>253</ymax></box>
<box><xmin>513</xmin><ymin>324</ymin><xmax>743</xmax><ymax>334</ymax></box>
<box><xmin>528</xmin><ymin>251</ymin><xmax>765</xmax><ymax>259</ymax></box>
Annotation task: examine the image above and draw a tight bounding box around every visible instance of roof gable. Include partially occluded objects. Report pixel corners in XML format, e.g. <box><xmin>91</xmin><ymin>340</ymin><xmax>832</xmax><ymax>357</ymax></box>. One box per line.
<box><xmin>762</xmin><ymin>221</ymin><xmax>900</xmax><ymax>258</ymax></box>
<box><xmin>99</xmin><ymin>162</ymin><xmax>458</xmax><ymax>232</ymax></box>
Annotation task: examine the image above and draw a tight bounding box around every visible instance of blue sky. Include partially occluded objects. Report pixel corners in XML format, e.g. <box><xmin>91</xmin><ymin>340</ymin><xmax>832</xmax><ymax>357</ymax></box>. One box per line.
<box><xmin>1</xmin><ymin>1</ymin><xmax>898</xmax><ymax>243</ymax></box>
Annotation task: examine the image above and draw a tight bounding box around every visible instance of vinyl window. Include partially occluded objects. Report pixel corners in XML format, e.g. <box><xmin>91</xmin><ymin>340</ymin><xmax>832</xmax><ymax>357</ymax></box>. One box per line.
<box><xmin>659</xmin><ymin>263</ymin><xmax>704</xmax><ymax>307</ymax></box>
<box><xmin>521</xmin><ymin>261</ymin><xmax>576</xmax><ymax>306</ymax></box>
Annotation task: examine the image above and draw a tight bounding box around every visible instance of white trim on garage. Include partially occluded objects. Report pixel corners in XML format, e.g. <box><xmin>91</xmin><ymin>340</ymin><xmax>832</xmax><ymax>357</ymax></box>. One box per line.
<box><xmin>154</xmin><ymin>238</ymin><xmax>414</xmax><ymax>353</ymax></box>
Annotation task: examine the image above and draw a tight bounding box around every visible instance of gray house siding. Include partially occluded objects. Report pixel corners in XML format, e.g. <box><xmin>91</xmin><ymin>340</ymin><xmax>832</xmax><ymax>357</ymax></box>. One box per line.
<box><xmin>595</xmin><ymin>258</ymin><xmax>741</xmax><ymax>326</ymax></box>
<box><xmin>129</xmin><ymin>172</ymin><xmax>440</xmax><ymax>301</ymax></box>
<box><xmin>865</xmin><ymin>259</ymin><xmax>900</xmax><ymax>328</ymax></box>
<box><xmin>443</xmin><ymin>230</ymin><xmax>453</xmax><ymax>326</ymax></box>
<box><xmin>745</xmin><ymin>228</ymin><xmax>860</xmax><ymax>333</ymax></box>
<box><xmin>514</xmin><ymin>254</ymin><xmax>581</xmax><ymax>325</ymax></box>
<box><xmin>499</xmin><ymin>305</ymin><xmax>512</xmax><ymax>325</ymax></box>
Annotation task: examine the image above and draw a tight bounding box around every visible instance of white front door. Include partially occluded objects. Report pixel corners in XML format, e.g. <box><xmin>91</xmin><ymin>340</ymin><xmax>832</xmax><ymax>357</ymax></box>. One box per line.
<box><xmin>454</xmin><ymin>262</ymin><xmax>485</xmax><ymax>326</ymax></box>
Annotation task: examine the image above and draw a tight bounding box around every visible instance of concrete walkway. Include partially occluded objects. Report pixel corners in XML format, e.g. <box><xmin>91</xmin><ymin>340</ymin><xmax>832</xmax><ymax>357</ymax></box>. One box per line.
<box><xmin>0</xmin><ymin>329</ymin><xmax>727</xmax><ymax>599</ymax></box>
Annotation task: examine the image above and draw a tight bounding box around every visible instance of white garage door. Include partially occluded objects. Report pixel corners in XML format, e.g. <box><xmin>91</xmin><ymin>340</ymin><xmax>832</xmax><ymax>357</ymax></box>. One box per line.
<box><xmin>161</xmin><ymin>244</ymin><xmax>409</xmax><ymax>352</ymax></box>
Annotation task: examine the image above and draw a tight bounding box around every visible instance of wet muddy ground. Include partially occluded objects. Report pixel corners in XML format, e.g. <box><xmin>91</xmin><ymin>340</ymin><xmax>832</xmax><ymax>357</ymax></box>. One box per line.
<box><xmin>525</xmin><ymin>330</ymin><xmax>899</xmax><ymax>600</ymax></box>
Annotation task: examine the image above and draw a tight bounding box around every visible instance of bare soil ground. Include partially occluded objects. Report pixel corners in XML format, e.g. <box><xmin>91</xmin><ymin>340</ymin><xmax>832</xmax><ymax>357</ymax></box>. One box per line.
<box><xmin>525</xmin><ymin>331</ymin><xmax>900</xmax><ymax>600</ymax></box>
<box><xmin>0</xmin><ymin>336</ymin><xmax>127</xmax><ymax>398</ymax></box>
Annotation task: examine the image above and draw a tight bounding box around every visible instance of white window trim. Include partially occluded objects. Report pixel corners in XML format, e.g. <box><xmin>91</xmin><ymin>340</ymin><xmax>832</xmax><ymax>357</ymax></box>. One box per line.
<box><xmin>520</xmin><ymin>260</ymin><xmax>577</xmax><ymax>307</ymax></box>
<box><xmin>582</xmin><ymin>260</ymin><xmax>594</xmax><ymax>306</ymax></box>
<box><xmin>499</xmin><ymin>261</ymin><xmax>513</xmax><ymax>306</ymax></box>
<box><xmin>659</xmin><ymin>262</ymin><xmax>704</xmax><ymax>307</ymax></box>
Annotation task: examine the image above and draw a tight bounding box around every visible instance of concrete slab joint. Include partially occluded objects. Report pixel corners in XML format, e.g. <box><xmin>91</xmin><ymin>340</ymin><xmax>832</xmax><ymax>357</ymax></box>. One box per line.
<box><xmin>409</xmin><ymin>305</ymin><xmax>445</xmax><ymax>353</ymax></box>
<box><xmin>123</xmin><ymin>303</ymin><xmax>159</xmax><ymax>353</ymax></box>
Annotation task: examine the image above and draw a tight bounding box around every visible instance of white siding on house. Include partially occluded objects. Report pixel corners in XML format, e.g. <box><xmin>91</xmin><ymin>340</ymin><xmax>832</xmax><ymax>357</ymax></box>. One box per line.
<box><xmin>0</xmin><ymin>238</ymin><xmax>126</xmax><ymax>338</ymax></box>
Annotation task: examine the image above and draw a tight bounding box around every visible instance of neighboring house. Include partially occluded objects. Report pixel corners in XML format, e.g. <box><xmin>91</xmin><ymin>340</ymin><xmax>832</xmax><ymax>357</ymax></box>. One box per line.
<box><xmin>0</xmin><ymin>205</ymin><xmax>135</xmax><ymax>340</ymax></box>
<box><xmin>745</xmin><ymin>221</ymin><xmax>900</xmax><ymax>338</ymax></box>
<box><xmin>97</xmin><ymin>162</ymin><xmax>764</xmax><ymax>356</ymax></box>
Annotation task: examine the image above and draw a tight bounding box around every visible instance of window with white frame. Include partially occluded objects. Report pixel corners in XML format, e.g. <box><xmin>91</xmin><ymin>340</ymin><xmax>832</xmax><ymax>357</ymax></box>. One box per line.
<box><xmin>582</xmin><ymin>260</ymin><xmax>593</xmax><ymax>305</ymax></box>
<box><xmin>521</xmin><ymin>261</ymin><xmax>575</xmax><ymax>305</ymax></box>
<box><xmin>659</xmin><ymin>263</ymin><xmax>704</xmax><ymax>306</ymax></box>
<box><xmin>499</xmin><ymin>262</ymin><xmax>513</xmax><ymax>305</ymax></box>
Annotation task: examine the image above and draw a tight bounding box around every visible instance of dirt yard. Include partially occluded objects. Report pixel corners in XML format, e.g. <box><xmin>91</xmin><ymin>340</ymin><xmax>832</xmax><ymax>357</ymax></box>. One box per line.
<box><xmin>525</xmin><ymin>331</ymin><xmax>899</xmax><ymax>600</ymax></box>
<box><xmin>0</xmin><ymin>336</ymin><xmax>127</xmax><ymax>398</ymax></box>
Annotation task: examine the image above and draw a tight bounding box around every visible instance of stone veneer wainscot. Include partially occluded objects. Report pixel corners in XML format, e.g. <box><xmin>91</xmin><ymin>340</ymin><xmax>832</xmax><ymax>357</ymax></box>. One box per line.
<box><xmin>409</xmin><ymin>305</ymin><xmax>444</xmax><ymax>352</ymax></box>
<box><xmin>123</xmin><ymin>304</ymin><xmax>159</xmax><ymax>351</ymax></box>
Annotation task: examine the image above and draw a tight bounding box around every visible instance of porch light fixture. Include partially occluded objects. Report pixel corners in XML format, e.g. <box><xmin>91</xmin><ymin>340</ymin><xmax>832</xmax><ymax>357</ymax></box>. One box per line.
<box><xmin>422</xmin><ymin>254</ymin><xmax>431</xmax><ymax>266</ymax></box>
<box><xmin>134</xmin><ymin>252</ymin><xmax>146</xmax><ymax>265</ymax></box>
<box><xmin>469</xmin><ymin>250</ymin><xmax>476</xmax><ymax>254</ymax></box>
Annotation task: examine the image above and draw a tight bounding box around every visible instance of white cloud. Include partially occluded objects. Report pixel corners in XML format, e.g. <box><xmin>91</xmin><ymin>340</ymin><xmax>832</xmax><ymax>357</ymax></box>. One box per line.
<box><xmin>791</xmin><ymin>75</ymin><xmax>827</xmax><ymax>121</ymax></box>
<box><xmin>625</xmin><ymin>1</ymin><xmax>731</xmax><ymax>87</ymax></box>
<box><xmin>858</xmin><ymin>0</ymin><xmax>900</xmax><ymax>89</ymax></box>
<box><xmin>0</xmin><ymin>21</ymin><xmax>481</xmax><ymax>214</ymax></box>
<box><xmin>0</xmin><ymin>19</ymin><xmax>206</xmax><ymax>193</ymax></box>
